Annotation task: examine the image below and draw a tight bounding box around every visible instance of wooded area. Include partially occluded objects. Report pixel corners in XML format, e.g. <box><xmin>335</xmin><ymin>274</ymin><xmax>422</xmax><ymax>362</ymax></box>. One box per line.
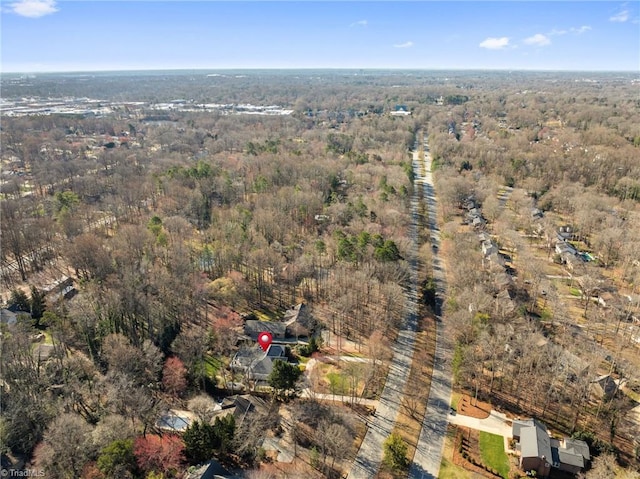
<box><xmin>1</xmin><ymin>70</ymin><xmax>639</xmax><ymax>478</ymax></box>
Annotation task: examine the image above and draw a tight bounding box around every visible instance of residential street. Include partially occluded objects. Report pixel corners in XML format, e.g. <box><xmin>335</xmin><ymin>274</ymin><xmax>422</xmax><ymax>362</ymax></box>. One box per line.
<box><xmin>409</xmin><ymin>135</ymin><xmax>454</xmax><ymax>479</ymax></box>
<box><xmin>347</xmin><ymin>139</ymin><xmax>423</xmax><ymax>479</ymax></box>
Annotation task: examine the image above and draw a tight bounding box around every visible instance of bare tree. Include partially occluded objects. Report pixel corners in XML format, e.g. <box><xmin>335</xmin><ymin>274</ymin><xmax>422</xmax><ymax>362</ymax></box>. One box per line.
<box><xmin>33</xmin><ymin>413</ymin><xmax>95</xmax><ymax>479</ymax></box>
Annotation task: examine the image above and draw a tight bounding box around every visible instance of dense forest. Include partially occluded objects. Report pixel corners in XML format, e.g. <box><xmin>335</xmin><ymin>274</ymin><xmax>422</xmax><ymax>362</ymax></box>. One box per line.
<box><xmin>1</xmin><ymin>70</ymin><xmax>639</xmax><ymax>479</ymax></box>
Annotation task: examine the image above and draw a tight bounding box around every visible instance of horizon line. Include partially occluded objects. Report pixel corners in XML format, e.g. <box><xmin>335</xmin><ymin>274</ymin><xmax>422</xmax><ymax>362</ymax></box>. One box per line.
<box><xmin>3</xmin><ymin>67</ymin><xmax>638</xmax><ymax>75</ymax></box>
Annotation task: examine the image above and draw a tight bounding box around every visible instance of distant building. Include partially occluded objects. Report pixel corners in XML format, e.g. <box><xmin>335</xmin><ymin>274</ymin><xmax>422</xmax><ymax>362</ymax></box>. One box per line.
<box><xmin>390</xmin><ymin>105</ymin><xmax>411</xmax><ymax>116</ymax></box>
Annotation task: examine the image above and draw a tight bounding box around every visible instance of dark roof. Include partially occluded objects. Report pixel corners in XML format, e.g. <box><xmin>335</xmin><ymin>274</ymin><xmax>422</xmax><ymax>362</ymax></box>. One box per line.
<box><xmin>266</xmin><ymin>344</ymin><xmax>286</xmax><ymax>358</ymax></box>
<box><xmin>250</xmin><ymin>350</ymin><xmax>287</xmax><ymax>381</ymax></box>
<box><xmin>219</xmin><ymin>394</ymin><xmax>268</xmax><ymax>417</ymax></box>
<box><xmin>231</xmin><ymin>344</ymin><xmax>287</xmax><ymax>381</ymax></box>
<box><xmin>516</xmin><ymin>420</ymin><xmax>589</xmax><ymax>471</ymax></box>
<box><xmin>251</xmin><ymin>357</ymin><xmax>276</xmax><ymax>380</ymax></box>
<box><xmin>0</xmin><ymin>309</ymin><xmax>18</xmax><ymax>326</ymax></box>
<box><xmin>231</xmin><ymin>345</ymin><xmax>265</xmax><ymax>370</ymax></box>
<box><xmin>592</xmin><ymin>374</ymin><xmax>619</xmax><ymax>397</ymax></box>
<box><xmin>244</xmin><ymin>320</ymin><xmax>286</xmax><ymax>339</ymax></box>
<box><xmin>557</xmin><ymin>448</ymin><xmax>584</xmax><ymax>468</ymax></box>
<box><xmin>565</xmin><ymin>438</ymin><xmax>590</xmax><ymax>461</ymax></box>
<box><xmin>185</xmin><ymin>459</ymin><xmax>231</xmax><ymax>479</ymax></box>
<box><xmin>283</xmin><ymin>303</ymin><xmax>306</xmax><ymax>324</ymax></box>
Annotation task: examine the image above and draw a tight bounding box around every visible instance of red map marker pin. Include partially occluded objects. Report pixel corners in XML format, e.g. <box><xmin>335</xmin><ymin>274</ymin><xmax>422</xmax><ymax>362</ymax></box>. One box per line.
<box><xmin>258</xmin><ymin>332</ymin><xmax>273</xmax><ymax>351</ymax></box>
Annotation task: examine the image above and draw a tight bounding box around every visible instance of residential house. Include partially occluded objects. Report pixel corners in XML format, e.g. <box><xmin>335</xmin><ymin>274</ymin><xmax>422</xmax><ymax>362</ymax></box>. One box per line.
<box><xmin>390</xmin><ymin>105</ymin><xmax>411</xmax><ymax>116</ymax></box>
<box><xmin>231</xmin><ymin>343</ymin><xmax>290</xmax><ymax>382</ymax></box>
<box><xmin>213</xmin><ymin>394</ymin><xmax>269</xmax><ymax>429</ymax></box>
<box><xmin>244</xmin><ymin>320</ymin><xmax>286</xmax><ymax>341</ymax></box>
<box><xmin>495</xmin><ymin>289</ymin><xmax>516</xmax><ymax>316</ymax></box>
<box><xmin>482</xmin><ymin>240</ymin><xmax>498</xmax><ymax>257</ymax></box>
<box><xmin>283</xmin><ymin>303</ymin><xmax>315</xmax><ymax>338</ymax></box>
<box><xmin>512</xmin><ymin>419</ymin><xmax>590</xmax><ymax>477</ymax></box>
<box><xmin>472</xmin><ymin>216</ymin><xmax>486</xmax><ymax>229</ymax></box>
<box><xmin>477</xmin><ymin>232</ymin><xmax>492</xmax><ymax>244</ymax></box>
<box><xmin>0</xmin><ymin>309</ymin><xmax>18</xmax><ymax>327</ymax></box>
<box><xmin>550</xmin><ymin>438</ymin><xmax>591</xmax><ymax>475</ymax></box>
<box><xmin>590</xmin><ymin>374</ymin><xmax>624</xmax><ymax>400</ymax></box>
<box><xmin>554</xmin><ymin>241</ymin><xmax>583</xmax><ymax>270</ymax></box>
<box><xmin>184</xmin><ymin>459</ymin><xmax>232</xmax><ymax>479</ymax></box>
<box><xmin>555</xmin><ymin>241</ymin><xmax>577</xmax><ymax>257</ymax></box>
<box><xmin>557</xmin><ymin>225</ymin><xmax>575</xmax><ymax>241</ymax></box>
<box><xmin>531</xmin><ymin>208</ymin><xmax>544</xmax><ymax>219</ymax></box>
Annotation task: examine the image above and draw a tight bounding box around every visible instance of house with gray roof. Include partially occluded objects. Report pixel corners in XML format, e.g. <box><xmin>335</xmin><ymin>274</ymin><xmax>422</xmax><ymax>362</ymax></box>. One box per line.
<box><xmin>231</xmin><ymin>343</ymin><xmax>289</xmax><ymax>383</ymax></box>
<box><xmin>512</xmin><ymin>419</ymin><xmax>589</xmax><ymax>477</ymax></box>
<box><xmin>0</xmin><ymin>309</ymin><xmax>18</xmax><ymax>327</ymax></box>
<box><xmin>590</xmin><ymin>374</ymin><xmax>624</xmax><ymax>400</ymax></box>
<box><xmin>482</xmin><ymin>240</ymin><xmax>498</xmax><ymax>257</ymax></box>
<box><xmin>283</xmin><ymin>303</ymin><xmax>316</xmax><ymax>338</ymax></box>
<box><xmin>215</xmin><ymin>394</ymin><xmax>268</xmax><ymax>426</ymax></box>
<box><xmin>244</xmin><ymin>320</ymin><xmax>286</xmax><ymax>341</ymax></box>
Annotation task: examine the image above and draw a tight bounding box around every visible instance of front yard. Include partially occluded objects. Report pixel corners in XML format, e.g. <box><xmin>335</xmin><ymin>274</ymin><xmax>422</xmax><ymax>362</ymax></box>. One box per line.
<box><xmin>478</xmin><ymin>432</ymin><xmax>510</xmax><ymax>479</ymax></box>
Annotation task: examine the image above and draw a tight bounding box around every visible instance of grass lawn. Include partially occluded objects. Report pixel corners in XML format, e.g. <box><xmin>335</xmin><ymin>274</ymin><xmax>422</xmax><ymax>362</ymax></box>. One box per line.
<box><xmin>624</xmin><ymin>388</ymin><xmax>640</xmax><ymax>403</ymax></box>
<box><xmin>203</xmin><ymin>354</ymin><xmax>223</xmax><ymax>378</ymax></box>
<box><xmin>326</xmin><ymin>371</ymin><xmax>350</xmax><ymax>395</ymax></box>
<box><xmin>450</xmin><ymin>391</ymin><xmax>462</xmax><ymax>411</ymax></box>
<box><xmin>439</xmin><ymin>458</ymin><xmax>472</xmax><ymax>479</ymax></box>
<box><xmin>478</xmin><ymin>432</ymin><xmax>510</xmax><ymax>479</ymax></box>
<box><xmin>253</xmin><ymin>308</ymin><xmax>280</xmax><ymax>321</ymax></box>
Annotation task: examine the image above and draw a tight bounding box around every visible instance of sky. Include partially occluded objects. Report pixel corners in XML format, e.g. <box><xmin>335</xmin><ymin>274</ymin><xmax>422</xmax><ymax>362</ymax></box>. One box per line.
<box><xmin>1</xmin><ymin>0</ymin><xmax>639</xmax><ymax>72</ymax></box>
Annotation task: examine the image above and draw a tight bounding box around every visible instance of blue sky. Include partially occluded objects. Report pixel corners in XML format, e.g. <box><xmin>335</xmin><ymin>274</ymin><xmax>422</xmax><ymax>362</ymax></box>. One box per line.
<box><xmin>1</xmin><ymin>1</ymin><xmax>638</xmax><ymax>72</ymax></box>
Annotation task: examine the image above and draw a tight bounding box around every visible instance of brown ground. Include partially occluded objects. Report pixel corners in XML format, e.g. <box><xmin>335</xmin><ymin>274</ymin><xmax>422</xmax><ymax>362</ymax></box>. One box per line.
<box><xmin>458</xmin><ymin>394</ymin><xmax>492</xmax><ymax>419</ymax></box>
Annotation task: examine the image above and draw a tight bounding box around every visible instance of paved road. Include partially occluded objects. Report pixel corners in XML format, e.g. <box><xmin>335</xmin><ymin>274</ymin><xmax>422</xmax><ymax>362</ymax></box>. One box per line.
<box><xmin>347</xmin><ymin>140</ymin><xmax>423</xmax><ymax>479</ymax></box>
<box><xmin>409</xmin><ymin>134</ymin><xmax>454</xmax><ymax>479</ymax></box>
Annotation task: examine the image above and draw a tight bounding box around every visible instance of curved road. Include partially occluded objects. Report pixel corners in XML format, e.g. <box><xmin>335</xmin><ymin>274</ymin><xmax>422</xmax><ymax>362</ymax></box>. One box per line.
<box><xmin>409</xmin><ymin>134</ymin><xmax>453</xmax><ymax>479</ymax></box>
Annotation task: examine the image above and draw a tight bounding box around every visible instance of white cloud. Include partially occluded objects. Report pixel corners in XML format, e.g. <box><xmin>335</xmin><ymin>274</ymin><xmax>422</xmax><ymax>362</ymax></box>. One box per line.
<box><xmin>570</xmin><ymin>25</ymin><xmax>592</xmax><ymax>34</ymax></box>
<box><xmin>10</xmin><ymin>0</ymin><xmax>58</xmax><ymax>18</ymax></box>
<box><xmin>350</xmin><ymin>19</ymin><xmax>368</xmax><ymax>27</ymax></box>
<box><xmin>524</xmin><ymin>33</ymin><xmax>551</xmax><ymax>46</ymax></box>
<box><xmin>549</xmin><ymin>25</ymin><xmax>591</xmax><ymax>36</ymax></box>
<box><xmin>393</xmin><ymin>41</ymin><xmax>414</xmax><ymax>48</ymax></box>
<box><xmin>610</xmin><ymin>10</ymin><xmax>629</xmax><ymax>22</ymax></box>
<box><xmin>479</xmin><ymin>37</ymin><xmax>510</xmax><ymax>50</ymax></box>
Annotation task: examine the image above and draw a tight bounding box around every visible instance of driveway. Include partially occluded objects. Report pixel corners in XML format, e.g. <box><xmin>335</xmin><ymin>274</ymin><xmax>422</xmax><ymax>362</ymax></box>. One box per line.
<box><xmin>448</xmin><ymin>409</ymin><xmax>516</xmax><ymax>456</ymax></box>
<box><xmin>448</xmin><ymin>410</ymin><xmax>512</xmax><ymax>438</ymax></box>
